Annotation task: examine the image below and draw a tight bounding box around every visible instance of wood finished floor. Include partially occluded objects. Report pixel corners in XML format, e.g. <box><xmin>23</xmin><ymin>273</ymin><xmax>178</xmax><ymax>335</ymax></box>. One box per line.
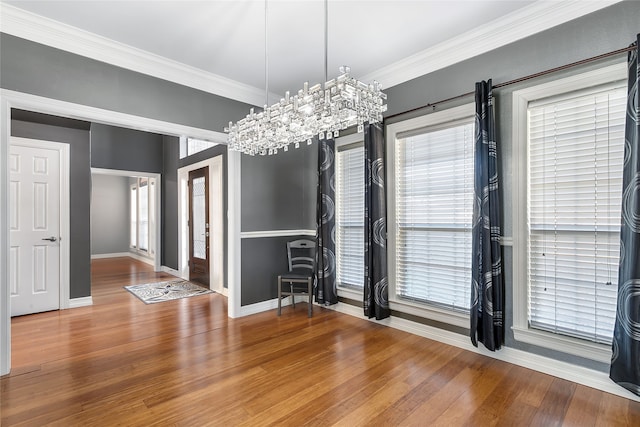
<box><xmin>1</xmin><ymin>257</ymin><xmax>639</xmax><ymax>426</ymax></box>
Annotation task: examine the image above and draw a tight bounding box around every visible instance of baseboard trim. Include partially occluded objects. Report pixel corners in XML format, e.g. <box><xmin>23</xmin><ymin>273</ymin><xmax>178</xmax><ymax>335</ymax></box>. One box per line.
<box><xmin>328</xmin><ymin>302</ymin><xmax>640</xmax><ymax>402</ymax></box>
<box><xmin>68</xmin><ymin>296</ymin><xmax>93</xmax><ymax>309</ymax></box>
<box><xmin>91</xmin><ymin>252</ymin><xmax>130</xmax><ymax>259</ymax></box>
<box><xmin>161</xmin><ymin>266</ymin><xmax>181</xmax><ymax>276</ymax></box>
<box><xmin>238</xmin><ymin>296</ymin><xmax>312</xmax><ymax>317</ymax></box>
<box><xmin>240</xmin><ymin>229</ymin><xmax>315</xmax><ymax>239</ymax></box>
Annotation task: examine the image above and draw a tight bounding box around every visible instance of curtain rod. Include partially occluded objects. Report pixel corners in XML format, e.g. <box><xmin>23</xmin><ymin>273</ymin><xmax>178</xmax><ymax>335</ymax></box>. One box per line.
<box><xmin>386</xmin><ymin>45</ymin><xmax>636</xmax><ymax>121</ymax></box>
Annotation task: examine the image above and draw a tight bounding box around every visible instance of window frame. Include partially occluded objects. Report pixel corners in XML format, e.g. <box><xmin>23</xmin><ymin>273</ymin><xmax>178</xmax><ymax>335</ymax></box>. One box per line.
<box><xmin>387</xmin><ymin>103</ymin><xmax>475</xmax><ymax>328</ymax></box>
<box><xmin>335</xmin><ymin>132</ymin><xmax>366</xmax><ymax>300</ymax></box>
<box><xmin>511</xmin><ymin>62</ymin><xmax>627</xmax><ymax>363</ymax></box>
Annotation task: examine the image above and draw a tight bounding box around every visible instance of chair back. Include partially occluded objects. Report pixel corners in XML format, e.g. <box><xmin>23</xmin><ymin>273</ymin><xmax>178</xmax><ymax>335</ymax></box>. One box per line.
<box><xmin>287</xmin><ymin>239</ymin><xmax>315</xmax><ymax>273</ymax></box>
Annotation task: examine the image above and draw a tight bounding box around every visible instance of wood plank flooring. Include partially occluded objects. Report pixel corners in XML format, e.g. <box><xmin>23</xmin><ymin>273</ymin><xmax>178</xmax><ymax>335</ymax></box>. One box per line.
<box><xmin>1</xmin><ymin>257</ymin><xmax>639</xmax><ymax>426</ymax></box>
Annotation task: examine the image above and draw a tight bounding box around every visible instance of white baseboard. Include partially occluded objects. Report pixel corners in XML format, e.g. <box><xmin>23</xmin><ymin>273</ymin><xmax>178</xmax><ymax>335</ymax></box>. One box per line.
<box><xmin>127</xmin><ymin>252</ymin><xmax>155</xmax><ymax>266</ymax></box>
<box><xmin>161</xmin><ymin>266</ymin><xmax>181</xmax><ymax>276</ymax></box>
<box><xmin>238</xmin><ymin>296</ymin><xmax>312</xmax><ymax>317</ymax></box>
<box><xmin>328</xmin><ymin>302</ymin><xmax>640</xmax><ymax>402</ymax></box>
<box><xmin>68</xmin><ymin>296</ymin><xmax>93</xmax><ymax>308</ymax></box>
<box><xmin>91</xmin><ymin>252</ymin><xmax>130</xmax><ymax>259</ymax></box>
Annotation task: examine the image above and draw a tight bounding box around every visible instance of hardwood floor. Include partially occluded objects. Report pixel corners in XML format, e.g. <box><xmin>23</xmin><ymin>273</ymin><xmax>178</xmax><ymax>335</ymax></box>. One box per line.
<box><xmin>1</xmin><ymin>257</ymin><xmax>639</xmax><ymax>426</ymax></box>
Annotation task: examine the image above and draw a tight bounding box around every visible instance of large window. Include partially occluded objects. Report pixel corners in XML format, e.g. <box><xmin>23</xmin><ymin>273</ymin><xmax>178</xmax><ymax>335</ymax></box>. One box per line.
<box><xmin>512</xmin><ymin>63</ymin><xmax>627</xmax><ymax>361</ymax></box>
<box><xmin>387</xmin><ymin>104</ymin><xmax>475</xmax><ymax>324</ymax></box>
<box><xmin>130</xmin><ymin>177</ymin><xmax>156</xmax><ymax>257</ymax></box>
<box><xmin>336</xmin><ymin>142</ymin><xmax>365</xmax><ymax>289</ymax></box>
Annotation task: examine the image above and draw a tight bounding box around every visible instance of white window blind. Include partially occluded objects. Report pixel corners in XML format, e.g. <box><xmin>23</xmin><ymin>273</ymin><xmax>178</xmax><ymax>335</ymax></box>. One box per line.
<box><xmin>528</xmin><ymin>84</ymin><xmax>626</xmax><ymax>344</ymax></box>
<box><xmin>336</xmin><ymin>145</ymin><xmax>365</xmax><ymax>288</ymax></box>
<box><xmin>395</xmin><ymin>119</ymin><xmax>474</xmax><ymax>311</ymax></box>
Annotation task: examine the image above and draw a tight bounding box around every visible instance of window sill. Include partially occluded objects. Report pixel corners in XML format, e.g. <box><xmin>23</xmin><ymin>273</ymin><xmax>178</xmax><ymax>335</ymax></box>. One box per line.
<box><xmin>512</xmin><ymin>326</ymin><xmax>611</xmax><ymax>364</ymax></box>
<box><xmin>337</xmin><ymin>286</ymin><xmax>363</xmax><ymax>301</ymax></box>
<box><xmin>389</xmin><ymin>297</ymin><xmax>469</xmax><ymax>329</ymax></box>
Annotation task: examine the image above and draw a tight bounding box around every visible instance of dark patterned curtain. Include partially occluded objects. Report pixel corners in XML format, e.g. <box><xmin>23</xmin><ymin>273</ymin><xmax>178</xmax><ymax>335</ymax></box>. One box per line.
<box><xmin>315</xmin><ymin>138</ymin><xmax>338</xmax><ymax>305</ymax></box>
<box><xmin>610</xmin><ymin>35</ymin><xmax>640</xmax><ymax>396</ymax></box>
<box><xmin>363</xmin><ymin>123</ymin><xmax>390</xmax><ymax>320</ymax></box>
<box><xmin>470</xmin><ymin>80</ymin><xmax>504</xmax><ymax>351</ymax></box>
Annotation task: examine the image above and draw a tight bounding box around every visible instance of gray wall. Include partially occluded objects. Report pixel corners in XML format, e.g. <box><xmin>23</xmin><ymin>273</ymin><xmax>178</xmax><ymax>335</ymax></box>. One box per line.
<box><xmin>240</xmin><ymin>142</ymin><xmax>318</xmax><ymax>306</ymax></box>
<box><xmin>162</xmin><ymin>136</ymin><xmax>180</xmax><ymax>270</ymax></box>
<box><xmin>90</xmin><ymin>174</ymin><xmax>130</xmax><ymax>255</ymax></box>
<box><xmin>90</xmin><ymin>124</ymin><xmax>163</xmax><ymax>173</ymax></box>
<box><xmin>381</xmin><ymin>1</ymin><xmax>640</xmax><ymax>371</ymax></box>
<box><xmin>1</xmin><ymin>35</ymin><xmax>255</xmax><ymax>298</ymax></box>
<box><xmin>10</xmin><ymin>120</ymin><xmax>91</xmax><ymax>299</ymax></box>
<box><xmin>0</xmin><ymin>34</ymin><xmax>254</xmax><ymax>132</ymax></box>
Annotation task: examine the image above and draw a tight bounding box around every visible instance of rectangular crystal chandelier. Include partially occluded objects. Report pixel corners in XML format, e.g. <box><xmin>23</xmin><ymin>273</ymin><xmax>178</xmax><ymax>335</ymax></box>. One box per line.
<box><xmin>225</xmin><ymin>66</ymin><xmax>388</xmax><ymax>156</ymax></box>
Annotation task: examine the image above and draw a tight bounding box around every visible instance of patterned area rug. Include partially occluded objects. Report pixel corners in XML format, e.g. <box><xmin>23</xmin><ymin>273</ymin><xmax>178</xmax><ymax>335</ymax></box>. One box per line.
<box><xmin>124</xmin><ymin>280</ymin><xmax>214</xmax><ymax>304</ymax></box>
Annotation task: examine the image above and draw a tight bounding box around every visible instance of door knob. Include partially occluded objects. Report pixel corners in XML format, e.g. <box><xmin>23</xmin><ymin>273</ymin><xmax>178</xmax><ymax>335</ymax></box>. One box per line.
<box><xmin>42</xmin><ymin>236</ymin><xmax>57</xmax><ymax>242</ymax></box>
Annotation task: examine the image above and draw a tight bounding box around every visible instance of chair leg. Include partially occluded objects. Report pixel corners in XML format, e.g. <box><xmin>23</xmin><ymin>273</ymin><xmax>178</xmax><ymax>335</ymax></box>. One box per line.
<box><xmin>308</xmin><ymin>278</ymin><xmax>313</xmax><ymax>318</ymax></box>
<box><xmin>277</xmin><ymin>276</ymin><xmax>282</xmax><ymax>316</ymax></box>
<box><xmin>291</xmin><ymin>284</ymin><xmax>296</xmax><ymax>308</ymax></box>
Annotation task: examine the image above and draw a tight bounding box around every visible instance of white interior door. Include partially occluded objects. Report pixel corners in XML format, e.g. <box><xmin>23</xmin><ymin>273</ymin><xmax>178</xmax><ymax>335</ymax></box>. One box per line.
<box><xmin>9</xmin><ymin>143</ymin><xmax>61</xmax><ymax>316</ymax></box>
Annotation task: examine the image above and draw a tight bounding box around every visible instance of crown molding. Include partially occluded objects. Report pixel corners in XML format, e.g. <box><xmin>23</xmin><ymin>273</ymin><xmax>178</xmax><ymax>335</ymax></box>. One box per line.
<box><xmin>361</xmin><ymin>0</ymin><xmax>624</xmax><ymax>89</ymax></box>
<box><xmin>0</xmin><ymin>3</ymin><xmax>269</xmax><ymax>106</ymax></box>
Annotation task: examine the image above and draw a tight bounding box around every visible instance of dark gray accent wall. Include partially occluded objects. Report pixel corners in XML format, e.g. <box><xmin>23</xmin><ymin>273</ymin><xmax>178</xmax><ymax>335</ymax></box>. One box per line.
<box><xmin>380</xmin><ymin>1</ymin><xmax>640</xmax><ymax>372</ymax></box>
<box><xmin>241</xmin><ymin>142</ymin><xmax>317</xmax><ymax>231</ymax></box>
<box><xmin>90</xmin><ymin>124</ymin><xmax>163</xmax><ymax>173</ymax></box>
<box><xmin>0</xmin><ymin>34</ymin><xmax>255</xmax><ymax>131</ymax></box>
<box><xmin>162</xmin><ymin>136</ymin><xmax>180</xmax><ymax>270</ymax></box>
<box><xmin>11</xmin><ymin>119</ymin><xmax>91</xmax><ymax>299</ymax></box>
<box><xmin>90</xmin><ymin>174</ymin><xmax>130</xmax><ymax>255</ymax></box>
<box><xmin>241</xmin><ymin>235</ymin><xmax>312</xmax><ymax>306</ymax></box>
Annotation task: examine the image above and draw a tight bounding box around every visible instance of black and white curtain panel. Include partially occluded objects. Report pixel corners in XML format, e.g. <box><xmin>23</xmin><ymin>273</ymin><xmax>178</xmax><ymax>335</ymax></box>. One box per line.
<box><xmin>363</xmin><ymin>122</ymin><xmax>390</xmax><ymax>320</ymax></box>
<box><xmin>610</xmin><ymin>35</ymin><xmax>640</xmax><ymax>396</ymax></box>
<box><xmin>470</xmin><ymin>79</ymin><xmax>504</xmax><ymax>351</ymax></box>
<box><xmin>315</xmin><ymin>137</ymin><xmax>338</xmax><ymax>305</ymax></box>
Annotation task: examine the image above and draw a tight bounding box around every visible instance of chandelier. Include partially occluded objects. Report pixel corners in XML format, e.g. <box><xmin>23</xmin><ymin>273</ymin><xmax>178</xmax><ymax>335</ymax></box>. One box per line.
<box><xmin>224</xmin><ymin>2</ymin><xmax>387</xmax><ymax>156</ymax></box>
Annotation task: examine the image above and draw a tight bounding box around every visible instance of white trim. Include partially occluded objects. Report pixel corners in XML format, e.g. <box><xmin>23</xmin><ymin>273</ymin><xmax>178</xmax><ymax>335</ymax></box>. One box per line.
<box><xmin>68</xmin><ymin>296</ymin><xmax>93</xmax><ymax>309</ymax></box>
<box><xmin>500</xmin><ymin>236</ymin><xmax>514</xmax><ymax>247</ymax></box>
<box><xmin>0</xmin><ymin>89</ymin><xmax>241</xmax><ymax>375</ymax></box>
<box><xmin>240</xmin><ymin>229</ymin><xmax>315</xmax><ymax>239</ymax></box>
<box><xmin>335</xmin><ymin>132</ymin><xmax>364</xmax><ymax>148</ymax></box>
<box><xmin>126</xmin><ymin>251</ymin><xmax>155</xmax><ymax>266</ymax></box>
<box><xmin>227</xmin><ymin>151</ymin><xmax>242</xmax><ymax>318</ymax></box>
<box><xmin>386</xmin><ymin>103</ymin><xmax>476</xmax><ymax>329</ymax></box>
<box><xmin>329</xmin><ymin>302</ymin><xmax>639</xmax><ymax>402</ymax></box>
<box><xmin>238</xmin><ymin>296</ymin><xmax>304</xmax><ymax>317</ymax></box>
<box><xmin>177</xmin><ymin>156</ymin><xmax>224</xmax><ymax>292</ymax></box>
<box><xmin>337</xmin><ymin>286</ymin><xmax>363</xmax><ymax>301</ymax></box>
<box><xmin>511</xmin><ymin>62</ymin><xmax>627</xmax><ymax>362</ymax></box>
<box><xmin>1</xmin><ymin>89</ymin><xmax>228</xmax><ymax>143</ymax></box>
<box><xmin>9</xmin><ymin>137</ymin><xmax>71</xmax><ymax>311</ymax></box>
<box><xmin>0</xmin><ymin>3</ymin><xmax>270</xmax><ymax>107</ymax></box>
<box><xmin>361</xmin><ymin>0</ymin><xmax>623</xmax><ymax>89</ymax></box>
<box><xmin>91</xmin><ymin>252</ymin><xmax>131</xmax><ymax>259</ymax></box>
<box><xmin>92</xmin><ymin>168</ymin><xmax>162</xmax><ymax>272</ymax></box>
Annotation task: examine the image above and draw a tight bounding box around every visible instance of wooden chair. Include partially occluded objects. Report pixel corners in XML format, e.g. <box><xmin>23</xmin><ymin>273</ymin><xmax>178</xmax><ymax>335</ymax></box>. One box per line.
<box><xmin>277</xmin><ymin>239</ymin><xmax>315</xmax><ymax>317</ymax></box>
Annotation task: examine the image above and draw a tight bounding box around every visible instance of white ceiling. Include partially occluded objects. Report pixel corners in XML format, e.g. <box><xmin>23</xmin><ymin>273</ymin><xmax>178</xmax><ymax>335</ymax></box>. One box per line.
<box><xmin>1</xmin><ymin>1</ymin><xmax>621</xmax><ymax>105</ymax></box>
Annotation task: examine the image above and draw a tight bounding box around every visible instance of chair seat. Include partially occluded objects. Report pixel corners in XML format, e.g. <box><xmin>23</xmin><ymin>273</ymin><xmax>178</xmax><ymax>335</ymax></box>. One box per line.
<box><xmin>280</xmin><ymin>273</ymin><xmax>313</xmax><ymax>281</ymax></box>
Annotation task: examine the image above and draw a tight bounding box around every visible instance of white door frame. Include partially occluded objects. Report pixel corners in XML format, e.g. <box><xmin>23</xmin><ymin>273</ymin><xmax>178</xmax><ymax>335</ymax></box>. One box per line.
<box><xmin>0</xmin><ymin>89</ymin><xmax>240</xmax><ymax>376</ymax></box>
<box><xmin>10</xmin><ymin>136</ymin><xmax>71</xmax><ymax>313</ymax></box>
<box><xmin>177</xmin><ymin>156</ymin><xmax>224</xmax><ymax>294</ymax></box>
<box><xmin>91</xmin><ymin>168</ymin><xmax>162</xmax><ymax>272</ymax></box>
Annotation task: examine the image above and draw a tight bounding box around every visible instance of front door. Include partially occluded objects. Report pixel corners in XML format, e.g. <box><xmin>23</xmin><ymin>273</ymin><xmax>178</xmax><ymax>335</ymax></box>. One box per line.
<box><xmin>189</xmin><ymin>167</ymin><xmax>209</xmax><ymax>287</ymax></box>
<box><xmin>9</xmin><ymin>142</ymin><xmax>61</xmax><ymax>316</ymax></box>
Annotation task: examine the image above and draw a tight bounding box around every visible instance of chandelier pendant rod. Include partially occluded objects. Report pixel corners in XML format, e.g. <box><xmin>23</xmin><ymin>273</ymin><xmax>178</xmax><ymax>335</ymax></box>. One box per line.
<box><xmin>264</xmin><ymin>0</ymin><xmax>269</xmax><ymax>106</ymax></box>
<box><xmin>324</xmin><ymin>0</ymin><xmax>328</xmax><ymax>85</ymax></box>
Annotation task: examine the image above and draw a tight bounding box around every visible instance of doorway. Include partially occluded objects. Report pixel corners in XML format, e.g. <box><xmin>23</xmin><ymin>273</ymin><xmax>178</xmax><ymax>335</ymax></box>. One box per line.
<box><xmin>178</xmin><ymin>156</ymin><xmax>224</xmax><ymax>293</ymax></box>
<box><xmin>188</xmin><ymin>167</ymin><xmax>209</xmax><ymax>286</ymax></box>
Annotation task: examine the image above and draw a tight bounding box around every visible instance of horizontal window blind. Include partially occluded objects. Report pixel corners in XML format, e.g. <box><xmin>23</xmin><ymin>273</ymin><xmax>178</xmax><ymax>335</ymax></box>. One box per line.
<box><xmin>336</xmin><ymin>146</ymin><xmax>365</xmax><ymax>288</ymax></box>
<box><xmin>396</xmin><ymin>119</ymin><xmax>474</xmax><ymax>311</ymax></box>
<box><xmin>528</xmin><ymin>84</ymin><xmax>626</xmax><ymax>344</ymax></box>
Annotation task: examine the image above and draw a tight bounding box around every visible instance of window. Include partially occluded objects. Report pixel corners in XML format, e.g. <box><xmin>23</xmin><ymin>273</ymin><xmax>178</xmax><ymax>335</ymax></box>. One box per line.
<box><xmin>336</xmin><ymin>142</ymin><xmax>365</xmax><ymax>289</ymax></box>
<box><xmin>179</xmin><ymin>137</ymin><xmax>218</xmax><ymax>159</ymax></box>
<box><xmin>130</xmin><ymin>177</ymin><xmax>156</xmax><ymax>257</ymax></box>
<box><xmin>512</xmin><ymin>63</ymin><xmax>627</xmax><ymax>361</ymax></box>
<box><xmin>387</xmin><ymin>103</ymin><xmax>475</xmax><ymax>325</ymax></box>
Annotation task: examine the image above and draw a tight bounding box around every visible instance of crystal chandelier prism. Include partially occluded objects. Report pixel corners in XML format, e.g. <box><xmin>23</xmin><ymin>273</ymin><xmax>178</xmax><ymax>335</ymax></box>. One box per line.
<box><xmin>224</xmin><ymin>0</ymin><xmax>387</xmax><ymax>156</ymax></box>
<box><xmin>225</xmin><ymin>67</ymin><xmax>387</xmax><ymax>155</ymax></box>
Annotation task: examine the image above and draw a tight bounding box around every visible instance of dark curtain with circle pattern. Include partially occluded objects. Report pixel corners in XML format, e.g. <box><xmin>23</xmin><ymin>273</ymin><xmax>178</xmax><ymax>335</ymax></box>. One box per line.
<box><xmin>363</xmin><ymin>123</ymin><xmax>390</xmax><ymax>320</ymax></box>
<box><xmin>315</xmin><ymin>137</ymin><xmax>338</xmax><ymax>305</ymax></box>
<box><xmin>610</xmin><ymin>35</ymin><xmax>640</xmax><ymax>396</ymax></box>
<box><xmin>470</xmin><ymin>80</ymin><xmax>504</xmax><ymax>351</ymax></box>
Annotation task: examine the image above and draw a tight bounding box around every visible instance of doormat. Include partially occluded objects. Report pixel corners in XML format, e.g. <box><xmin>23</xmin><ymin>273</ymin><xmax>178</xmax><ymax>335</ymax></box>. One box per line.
<box><xmin>124</xmin><ymin>280</ymin><xmax>214</xmax><ymax>304</ymax></box>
